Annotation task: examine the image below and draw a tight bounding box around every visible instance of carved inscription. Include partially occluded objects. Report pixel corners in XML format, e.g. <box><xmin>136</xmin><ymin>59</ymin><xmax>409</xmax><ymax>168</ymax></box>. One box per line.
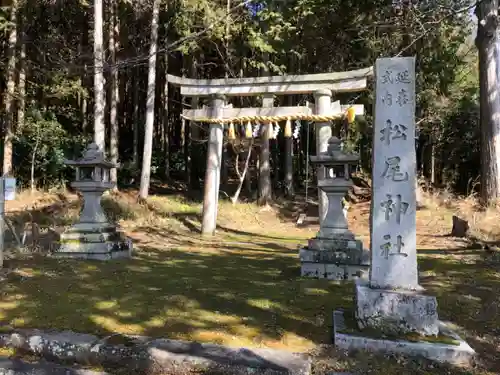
<box><xmin>380</xmin><ymin>234</ymin><xmax>407</xmax><ymax>259</ymax></box>
<box><xmin>381</xmin><ymin>70</ymin><xmax>394</xmax><ymax>85</ymax></box>
<box><xmin>380</xmin><ymin>69</ymin><xmax>412</xmax><ymax>85</ymax></box>
<box><xmin>381</xmin><ymin>90</ymin><xmax>393</xmax><ymax>106</ymax></box>
<box><xmin>380</xmin><ymin>194</ymin><xmax>409</xmax><ymax>224</ymax></box>
<box><xmin>381</xmin><ymin>156</ymin><xmax>409</xmax><ymax>182</ymax></box>
<box><xmin>380</xmin><ymin>120</ymin><xmax>408</xmax><ymax>145</ymax></box>
<box><xmin>396</xmin><ymin>88</ymin><xmax>409</xmax><ymax>107</ymax></box>
<box><xmin>395</xmin><ymin>70</ymin><xmax>411</xmax><ymax>84</ymax></box>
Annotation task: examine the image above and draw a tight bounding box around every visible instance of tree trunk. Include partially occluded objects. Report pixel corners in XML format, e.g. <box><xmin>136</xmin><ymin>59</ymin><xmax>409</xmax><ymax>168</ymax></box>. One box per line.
<box><xmin>221</xmin><ymin>142</ymin><xmax>229</xmax><ymax>193</ymax></box>
<box><xmin>430</xmin><ymin>133</ymin><xmax>436</xmax><ymax>186</ymax></box>
<box><xmin>17</xmin><ymin>17</ymin><xmax>26</xmax><ymax>132</ymax></box>
<box><xmin>189</xmin><ymin>95</ymin><xmax>201</xmax><ymax>190</ymax></box>
<box><xmin>31</xmin><ymin>131</ymin><xmax>41</xmax><ymax>193</ymax></box>
<box><xmin>133</xmin><ymin>68</ymin><xmax>140</xmax><ymax>169</ymax></box>
<box><xmin>131</xmin><ymin>7</ymin><xmax>140</xmax><ymax>170</ymax></box>
<box><xmin>138</xmin><ymin>0</ymin><xmax>160</xmax><ymax>201</ymax></box>
<box><xmin>476</xmin><ymin>0</ymin><xmax>500</xmax><ymax>205</ymax></box>
<box><xmin>109</xmin><ymin>0</ymin><xmax>120</xmax><ymax>187</ymax></box>
<box><xmin>93</xmin><ymin>0</ymin><xmax>106</xmax><ymax>151</ymax></box>
<box><xmin>3</xmin><ymin>0</ymin><xmax>18</xmax><ymax>176</ymax></box>
<box><xmin>82</xmin><ymin>86</ymin><xmax>88</xmax><ymax>133</ymax></box>
<box><xmin>257</xmin><ymin>26</ymin><xmax>273</xmax><ymax>205</ymax></box>
<box><xmin>80</xmin><ymin>5</ymin><xmax>90</xmax><ymax>133</ymax></box>
<box><xmin>231</xmin><ymin>140</ymin><xmax>254</xmax><ymax>204</ymax></box>
<box><xmin>163</xmin><ymin>52</ymin><xmax>170</xmax><ymax>179</ymax></box>
<box><xmin>284</xmin><ymin>117</ymin><xmax>294</xmax><ymax>197</ymax></box>
<box><xmin>271</xmin><ymin>122</ymin><xmax>279</xmax><ymax>192</ymax></box>
<box><xmin>189</xmin><ymin>56</ymin><xmax>201</xmax><ymax>191</ymax></box>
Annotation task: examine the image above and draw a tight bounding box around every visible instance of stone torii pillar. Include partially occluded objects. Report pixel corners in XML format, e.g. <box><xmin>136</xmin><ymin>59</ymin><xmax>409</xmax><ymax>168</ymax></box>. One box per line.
<box><xmin>201</xmin><ymin>94</ymin><xmax>225</xmax><ymax>236</ymax></box>
<box><xmin>314</xmin><ymin>89</ymin><xmax>333</xmax><ymax>224</ymax></box>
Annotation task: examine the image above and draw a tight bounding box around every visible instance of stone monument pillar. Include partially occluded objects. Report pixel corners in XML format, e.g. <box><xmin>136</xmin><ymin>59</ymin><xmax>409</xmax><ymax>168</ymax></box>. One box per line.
<box><xmin>299</xmin><ymin>136</ymin><xmax>369</xmax><ymax>280</ymax></box>
<box><xmin>54</xmin><ymin>143</ymin><xmax>132</xmax><ymax>260</ymax></box>
<box><xmin>355</xmin><ymin>56</ymin><xmax>437</xmax><ymax>333</ymax></box>
<box><xmin>332</xmin><ymin>57</ymin><xmax>475</xmax><ymax>365</ymax></box>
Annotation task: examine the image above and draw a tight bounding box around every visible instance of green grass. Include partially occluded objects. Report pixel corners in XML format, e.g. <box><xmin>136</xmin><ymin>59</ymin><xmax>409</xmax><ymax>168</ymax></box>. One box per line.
<box><xmin>0</xmin><ymin>230</ymin><xmax>350</xmax><ymax>351</ymax></box>
<box><xmin>1</xmin><ymin>190</ymin><xmax>500</xmax><ymax>374</ymax></box>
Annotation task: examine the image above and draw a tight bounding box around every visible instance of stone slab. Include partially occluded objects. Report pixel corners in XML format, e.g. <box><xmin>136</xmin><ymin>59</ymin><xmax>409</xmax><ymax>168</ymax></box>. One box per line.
<box><xmin>55</xmin><ymin>235</ymin><xmax>133</xmax><ymax>260</ymax></box>
<box><xmin>64</xmin><ymin>223</ymin><xmax>117</xmax><ymax>234</ymax></box>
<box><xmin>0</xmin><ymin>357</ymin><xmax>111</xmax><ymax>375</ymax></box>
<box><xmin>300</xmin><ymin>246</ymin><xmax>363</xmax><ymax>265</ymax></box>
<box><xmin>332</xmin><ymin>310</ymin><xmax>475</xmax><ymax>366</ymax></box>
<box><xmin>52</xmin><ymin>250</ymin><xmax>131</xmax><ymax>261</ymax></box>
<box><xmin>57</xmin><ymin>239</ymin><xmax>132</xmax><ymax>254</ymax></box>
<box><xmin>355</xmin><ymin>280</ymin><xmax>439</xmax><ymax>336</ymax></box>
<box><xmin>0</xmin><ymin>330</ymin><xmax>311</xmax><ymax>375</ymax></box>
<box><xmin>346</xmin><ymin>265</ymin><xmax>369</xmax><ymax>280</ymax></box>
<box><xmin>370</xmin><ymin>56</ymin><xmax>418</xmax><ymax>291</ymax></box>
<box><xmin>316</xmin><ymin>229</ymin><xmax>355</xmax><ymax>241</ymax></box>
<box><xmin>60</xmin><ymin>231</ymin><xmax>125</xmax><ymax>243</ymax></box>
<box><xmin>301</xmin><ymin>263</ymin><xmax>326</xmax><ymax>278</ymax></box>
<box><xmin>307</xmin><ymin>238</ymin><xmax>363</xmax><ymax>253</ymax></box>
<box><xmin>324</xmin><ymin>264</ymin><xmax>345</xmax><ymax>280</ymax></box>
<box><xmin>300</xmin><ymin>263</ymin><xmax>369</xmax><ymax>281</ymax></box>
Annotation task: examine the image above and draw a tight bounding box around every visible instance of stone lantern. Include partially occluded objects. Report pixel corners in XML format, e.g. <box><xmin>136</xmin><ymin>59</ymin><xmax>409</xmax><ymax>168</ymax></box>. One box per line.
<box><xmin>54</xmin><ymin>143</ymin><xmax>132</xmax><ymax>260</ymax></box>
<box><xmin>299</xmin><ymin>136</ymin><xmax>369</xmax><ymax>280</ymax></box>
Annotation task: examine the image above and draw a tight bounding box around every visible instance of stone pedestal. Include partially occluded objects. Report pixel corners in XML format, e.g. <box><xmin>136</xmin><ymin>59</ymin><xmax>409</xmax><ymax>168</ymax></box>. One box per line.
<box><xmin>300</xmin><ymin>233</ymin><xmax>369</xmax><ymax>281</ymax></box>
<box><xmin>53</xmin><ymin>143</ymin><xmax>132</xmax><ymax>261</ymax></box>
<box><xmin>333</xmin><ymin>57</ymin><xmax>474</xmax><ymax>365</ymax></box>
<box><xmin>300</xmin><ymin>137</ymin><xmax>369</xmax><ymax>281</ymax></box>
<box><xmin>57</xmin><ymin>223</ymin><xmax>132</xmax><ymax>260</ymax></box>
<box><xmin>355</xmin><ymin>279</ymin><xmax>438</xmax><ymax>336</ymax></box>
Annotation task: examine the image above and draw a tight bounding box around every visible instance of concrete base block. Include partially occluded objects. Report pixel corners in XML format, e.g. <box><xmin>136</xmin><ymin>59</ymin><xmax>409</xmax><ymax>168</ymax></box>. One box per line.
<box><xmin>300</xmin><ymin>262</ymin><xmax>369</xmax><ymax>281</ymax></box>
<box><xmin>301</xmin><ymin>263</ymin><xmax>325</xmax><ymax>278</ymax></box>
<box><xmin>307</xmin><ymin>238</ymin><xmax>362</xmax><ymax>253</ymax></box>
<box><xmin>300</xmin><ymin>246</ymin><xmax>363</xmax><ymax>265</ymax></box>
<box><xmin>52</xmin><ymin>249</ymin><xmax>131</xmax><ymax>261</ymax></box>
<box><xmin>54</xmin><ymin>228</ymin><xmax>133</xmax><ymax>261</ymax></box>
<box><xmin>355</xmin><ymin>279</ymin><xmax>439</xmax><ymax>336</ymax></box>
<box><xmin>333</xmin><ymin>309</ymin><xmax>475</xmax><ymax>366</ymax></box>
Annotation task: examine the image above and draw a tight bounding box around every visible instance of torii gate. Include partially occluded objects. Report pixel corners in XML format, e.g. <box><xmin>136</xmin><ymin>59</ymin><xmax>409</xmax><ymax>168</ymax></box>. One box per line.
<box><xmin>168</xmin><ymin>67</ymin><xmax>373</xmax><ymax>236</ymax></box>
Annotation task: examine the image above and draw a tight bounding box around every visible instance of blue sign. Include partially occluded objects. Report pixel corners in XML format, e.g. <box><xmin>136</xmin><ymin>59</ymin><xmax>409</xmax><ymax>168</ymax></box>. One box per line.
<box><xmin>245</xmin><ymin>1</ymin><xmax>266</xmax><ymax>17</ymax></box>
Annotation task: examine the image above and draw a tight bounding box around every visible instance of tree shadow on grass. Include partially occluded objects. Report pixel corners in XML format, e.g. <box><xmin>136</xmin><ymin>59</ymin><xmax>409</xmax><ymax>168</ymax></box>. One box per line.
<box><xmin>418</xmin><ymin>250</ymin><xmax>500</xmax><ymax>372</ymax></box>
<box><xmin>1</xmin><ymin>244</ymin><xmax>497</xmax><ymax>373</ymax></box>
<box><xmin>144</xmin><ymin>201</ymin><xmax>309</xmax><ymax>243</ymax></box>
<box><xmin>2</xmin><ymin>194</ymin><xmax>499</xmax><ymax>372</ymax></box>
<box><xmin>0</xmin><ymin>240</ymin><xmax>351</xmax><ymax>351</ymax></box>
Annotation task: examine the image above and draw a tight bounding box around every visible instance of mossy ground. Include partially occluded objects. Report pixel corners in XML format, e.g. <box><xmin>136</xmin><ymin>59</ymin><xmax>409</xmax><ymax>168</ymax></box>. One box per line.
<box><xmin>0</xmin><ymin>186</ymin><xmax>499</xmax><ymax>374</ymax></box>
<box><xmin>336</xmin><ymin>308</ymin><xmax>460</xmax><ymax>346</ymax></box>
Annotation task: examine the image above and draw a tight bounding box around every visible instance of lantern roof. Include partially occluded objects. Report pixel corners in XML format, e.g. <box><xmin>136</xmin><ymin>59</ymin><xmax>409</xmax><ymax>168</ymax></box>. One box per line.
<box><xmin>65</xmin><ymin>143</ymin><xmax>117</xmax><ymax>168</ymax></box>
<box><xmin>309</xmin><ymin>136</ymin><xmax>359</xmax><ymax>165</ymax></box>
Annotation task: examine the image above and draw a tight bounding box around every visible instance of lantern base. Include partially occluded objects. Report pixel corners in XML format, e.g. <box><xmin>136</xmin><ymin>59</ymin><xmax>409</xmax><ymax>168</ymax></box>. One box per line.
<box><xmin>53</xmin><ymin>222</ymin><xmax>132</xmax><ymax>261</ymax></box>
<box><xmin>299</xmin><ymin>234</ymin><xmax>370</xmax><ymax>281</ymax></box>
<box><xmin>299</xmin><ymin>260</ymin><xmax>370</xmax><ymax>281</ymax></box>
